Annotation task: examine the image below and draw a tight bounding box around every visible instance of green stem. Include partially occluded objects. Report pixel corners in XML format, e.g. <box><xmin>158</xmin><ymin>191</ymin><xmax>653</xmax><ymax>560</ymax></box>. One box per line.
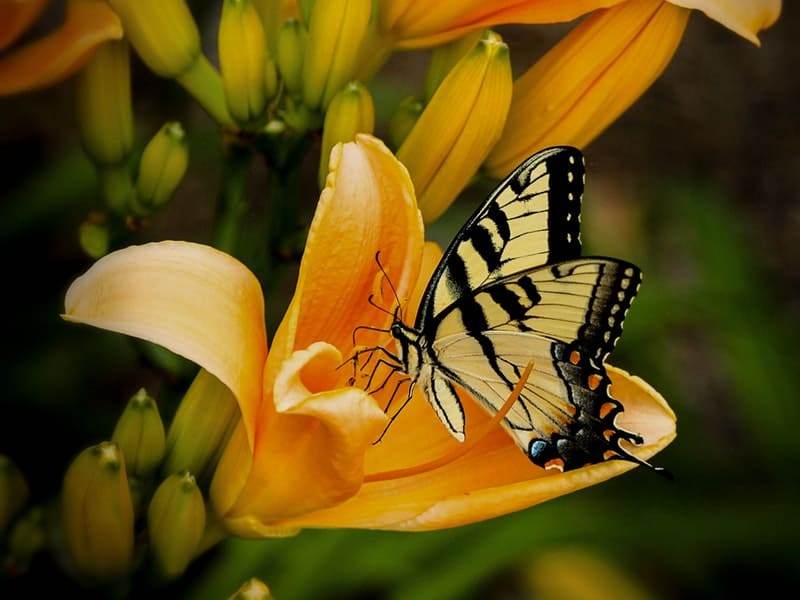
<box><xmin>212</xmin><ymin>141</ymin><xmax>253</xmax><ymax>257</ymax></box>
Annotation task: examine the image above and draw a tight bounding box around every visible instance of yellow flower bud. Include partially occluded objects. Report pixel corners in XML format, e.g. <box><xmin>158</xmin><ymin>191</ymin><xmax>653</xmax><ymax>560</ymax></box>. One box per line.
<box><xmin>133</xmin><ymin>122</ymin><xmax>189</xmax><ymax>215</ymax></box>
<box><xmin>75</xmin><ymin>39</ymin><xmax>133</xmax><ymax>166</ymax></box>
<box><xmin>229</xmin><ymin>578</ymin><xmax>274</xmax><ymax>600</ymax></box>
<box><xmin>318</xmin><ymin>81</ymin><xmax>374</xmax><ymax>188</ymax></box>
<box><xmin>219</xmin><ymin>0</ymin><xmax>271</xmax><ymax>127</ymax></box>
<box><xmin>147</xmin><ymin>472</ymin><xmax>206</xmax><ymax>579</ymax></box>
<box><xmin>162</xmin><ymin>369</ymin><xmax>240</xmax><ymax>485</ymax></box>
<box><xmin>397</xmin><ymin>31</ymin><xmax>512</xmax><ymax>223</ymax></box>
<box><xmin>106</xmin><ymin>0</ymin><xmax>200</xmax><ymax>78</ymax></box>
<box><xmin>0</xmin><ymin>455</ymin><xmax>28</xmax><ymax>535</ymax></box>
<box><xmin>61</xmin><ymin>442</ymin><xmax>134</xmax><ymax>581</ymax></box>
<box><xmin>422</xmin><ymin>29</ymin><xmax>484</xmax><ymax>102</ymax></box>
<box><xmin>111</xmin><ymin>388</ymin><xmax>166</xmax><ymax>479</ymax></box>
<box><xmin>302</xmin><ymin>0</ymin><xmax>372</xmax><ymax>110</ymax></box>
<box><xmin>388</xmin><ymin>96</ymin><xmax>423</xmax><ymax>150</ymax></box>
<box><xmin>277</xmin><ymin>18</ymin><xmax>306</xmax><ymax>98</ymax></box>
<box><xmin>4</xmin><ymin>507</ymin><xmax>46</xmax><ymax>576</ymax></box>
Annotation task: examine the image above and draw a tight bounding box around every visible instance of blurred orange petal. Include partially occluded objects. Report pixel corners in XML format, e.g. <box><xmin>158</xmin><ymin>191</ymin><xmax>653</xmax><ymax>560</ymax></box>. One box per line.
<box><xmin>63</xmin><ymin>241</ymin><xmax>268</xmax><ymax>449</ymax></box>
<box><xmin>0</xmin><ymin>0</ymin><xmax>121</xmax><ymax>94</ymax></box>
<box><xmin>0</xmin><ymin>0</ymin><xmax>49</xmax><ymax>51</ymax></box>
<box><xmin>486</xmin><ymin>0</ymin><xmax>689</xmax><ymax>178</ymax></box>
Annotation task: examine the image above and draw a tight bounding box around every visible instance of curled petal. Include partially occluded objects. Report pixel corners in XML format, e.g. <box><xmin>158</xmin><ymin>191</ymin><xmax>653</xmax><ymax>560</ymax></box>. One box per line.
<box><xmin>382</xmin><ymin>0</ymin><xmax>625</xmax><ymax>48</ymax></box>
<box><xmin>64</xmin><ymin>241</ymin><xmax>267</xmax><ymax>448</ymax></box>
<box><xmin>273</xmin><ymin>365</ymin><xmax>675</xmax><ymax>530</ymax></box>
<box><xmin>270</xmin><ymin>134</ymin><xmax>424</xmax><ymax>366</ymax></box>
<box><xmin>0</xmin><ymin>0</ymin><xmax>122</xmax><ymax>95</ymax></box>
<box><xmin>217</xmin><ymin>342</ymin><xmax>388</xmax><ymax>534</ymax></box>
<box><xmin>486</xmin><ymin>0</ymin><xmax>689</xmax><ymax>178</ymax></box>
<box><xmin>669</xmin><ymin>0</ymin><xmax>781</xmax><ymax>45</ymax></box>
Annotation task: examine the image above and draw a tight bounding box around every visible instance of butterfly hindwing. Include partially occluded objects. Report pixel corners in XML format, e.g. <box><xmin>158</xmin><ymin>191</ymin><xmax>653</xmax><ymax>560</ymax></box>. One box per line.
<box><xmin>416</xmin><ymin>146</ymin><xmax>584</xmax><ymax>327</ymax></box>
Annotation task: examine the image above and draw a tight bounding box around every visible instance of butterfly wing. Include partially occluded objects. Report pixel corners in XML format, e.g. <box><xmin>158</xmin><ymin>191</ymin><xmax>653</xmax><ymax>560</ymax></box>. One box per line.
<box><xmin>415</xmin><ymin>146</ymin><xmax>585</xmax><ymax>329</ymax></box>
<box><xmin>428</xmin><ymin>258</ymin><xmax>649</xmax><ymax>470</ymax></box>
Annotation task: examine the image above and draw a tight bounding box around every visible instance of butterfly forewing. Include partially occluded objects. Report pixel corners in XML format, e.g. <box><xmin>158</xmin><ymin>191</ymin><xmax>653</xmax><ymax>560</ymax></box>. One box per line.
<box><xmin>416</xmin><ymin>146</ymin><xmax>584</xmax><ymax>328</ymax></box>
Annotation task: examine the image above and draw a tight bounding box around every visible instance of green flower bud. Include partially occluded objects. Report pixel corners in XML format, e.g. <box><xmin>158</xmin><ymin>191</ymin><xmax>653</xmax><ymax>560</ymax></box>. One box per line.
<box><xmin>302</xmin><ymin>0</ymin><xmax>372</xmax><ymax>110</ymax></box>
<box><xmin>229</xmin><ymin>578</ymin><xmax>274</xmax><ymax>600</ymax></box>
<box><xmin>78</xmin><ymin>217</ymin><xmax>111</xmax><ymax>259</ymax></box>
<box><xmin>4</xmin><ymin>506</ymin><xmax>46</xmax><ymax>576</ymax></box>
<box><xmin>98</xmin><ymin>163</ymin><xmax>135</xmax><ymax>214</ymax></box>
<box><xmin>75</xmin><ymin>39</ymin><xmax>133</xmax><ymax>167</ymax></box>
<box><xmin>61</xmin><ymin>442</ymin><xmax>134</xmax><ymax>581</ymax></box>
<box><xmin>111</xmin><ymin>388</ymin><xmax>166</xmax><ymax>479</ymax></box>
<box><xmin>0</xmin><ymin>455</ymin><xmax>28</xmax><ymax>535</ymax></box>
<box><xmin>148</xmin><ymin>472</ymin><xmax>205</xmax><ymax>579</ymax></box>
<box><xmin>388</xmin><ymin>96</ymin><xmax>424</xmax><ymax>150</ymax></box>
<box><xmin>253</xmin><ymin>0</ymin><xmax>283</xmax><ymax>57</ymax></box>
<box><xmin>298</xmin><ymin>0</ymin><xmax>315</xmax><ymax>25</ymax></box>
<box><xmin>277</xmin><ymin>18</ymin><xmax>306</xmax><ymax>98</ymax></box>
<box><xmin>162</xmin><ymin>369</ymin><xmax>240</xmax><ymax>486</ymax></box>
<box><xmin>318</xmin><ymin>81</ymin><xmax>374</xmax><ymax>187</ymax></box>
<box><xmin>219</xmin><ymin>0</ymin><xmax>270</xmax><ymax>127</ymax></box>
<box><xmin>133</xmin><ymin>122</ymin><xmax>189</xmax><ymax>215</ymax></box>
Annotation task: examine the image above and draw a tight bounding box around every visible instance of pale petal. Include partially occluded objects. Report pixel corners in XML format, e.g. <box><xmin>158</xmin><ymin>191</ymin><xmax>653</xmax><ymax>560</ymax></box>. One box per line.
<box><xmin>274</xmin><ymin>365</ymin><xmax>675</xmax><ymax>530</ymax></box>
<box><xmin>218</xmin><ymin>342</ymin><xmax>388</xmax><ymax>534</ymax></box>
<box><xmin>64</xmin><ymin>241</ymin><xmax>267</xmax><ymax>448</ymax></box>
<box><xmin>0</xmin><ymin>0</ymin><xmax>122</xmax><ymax>95</ymax></box>
<box><xmin>669</xmin><ymin>0</ymin><xmax>781</xmax><ymax>45</ymax></box>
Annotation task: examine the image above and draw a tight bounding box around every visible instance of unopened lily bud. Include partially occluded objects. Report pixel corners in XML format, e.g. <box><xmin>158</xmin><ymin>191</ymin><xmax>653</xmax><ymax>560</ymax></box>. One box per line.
<box><xmin>277</xmin><ymin>18</ymin><xmax>306</xmax><ymax>98</ymax></box>
<box><xmin>229</xmin><ymin>578</ymin><xmax>274</xmax><ymax>600</ymax></box>
<box><xmin>133</xmin><ymin>122</ymin><xmax>189</xmax><ymax>215</ymax></box>
<box><xmin>4</xmin><ymin>506</ymin><xmax>45</xmax><ymax>576</ymax></box>
<box><xmin>219</xmin><ymin>0</ymin><xmax>270</xmax><ymax>127</ymax></box>
<box><xmin>163</xmin><ymin>369</ymin><xmax>240</xmax><ymax>485</ymax></box>
<box><xmin>61</xmin><ymin>442</ymin><xmax>134</xmax><ymax>581</ymax></box>
<box><xmin>423</xmin><ymin>29</ymin><xmax>484</xmax><ymax>102</ymax></box>
<box><xmin>388</xmin><ymin>96</ymin><xmax>423</xmax><ymax>150</ymax></box>
<box><xmin>302</xmin><ymin>0</ymin><xmax>372</xmax><ymax>110</ymax></box>
<box><xmin>0</xmin><ymin>455</ymin><xmax>28</xmax><ymax>534</ymax></box>
<box><xmin>106</xmin><ymin>0</ymin><xmax>200</xmax><ymax>78</ymax></box>
<box><xmin>148</xmin><ymin>472</ymin><xmax>205</xmax><ymax>579</ymax></box>
<box><xmin>111</xmin><ymin>388</ymin><xmax>166</xmax><ymax>479</ymax></box>
<box><xmin>318</xmin><ymin>81</ymin><xmax>374</xmax><ymax>187</ymax></box>
<box><xmin>75</xmin><ymin>39</ymin><xmax>133</xmax><ymax>167</ymax></box>
<box><xmin>298</xmin><ymin>0</ymin><xmax>315</xmax><ymax>25</ymax></box>
<box><xmin>98</xmin><ymin>164</ymin><xmax>135</xmax><ymax>214</ymax></box>
<box><xmin>397</xmin><ymin>30</ymin><xmax>511</xmax><ymax>223</ymax></box>
<box><xmin>78</xmin><ymin>216</ymin><xmax>110</xmax><ymax>259</ymax></box>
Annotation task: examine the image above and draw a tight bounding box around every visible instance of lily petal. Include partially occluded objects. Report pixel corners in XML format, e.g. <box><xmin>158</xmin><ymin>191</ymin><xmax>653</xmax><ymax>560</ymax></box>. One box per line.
<box><xmin>485</xmin><ymin>0</ymin><xmax>689</xmax><ymax>178</ymax></box>
<box><xmin>382</xmin><ymin>0</ymin><xmax>625</xmax><ymax>48</ymax></box>
<box><xmin>64</xmin><ymin>241</ymin><xmax>267</xmax><ymax>448</ymax></box>
<box><xmin>216</xmin><ymin>342</ymin><xmax>388</xmax><ymax>535</ymax></box>
<box><xmin>669</xmin><ymin>0</ymin><xmax>781</xmax><ymax>45</ymax></box>
<box><xmin>270</xmin><ymin>134</ymin><xmax>424</xmax><ymax>365</ymax></box>
<box><xmin>0</xmin><ymin>0</ymin><xmax>122</xmax><ymax>95</ymax></box>
<box><xmin>273</xmin><ymin>365</ymin><xmax>675</xmax><ymax>530</ymax></box>
<box><xmin>0</xmin><ymin>0</ymin><xmax>48</xmax><ymax>51</ymax></box>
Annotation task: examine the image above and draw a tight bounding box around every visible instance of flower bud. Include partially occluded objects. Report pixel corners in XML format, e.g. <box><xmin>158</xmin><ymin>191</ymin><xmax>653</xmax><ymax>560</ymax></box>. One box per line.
<box><xmin>75</xmin><ymin>39</ymin><xmax>133</xmax><ymax>166</ymax></box>
<box><xmin>0</xmin><ymin>455</ymin><xmax>28</xmax><ymax>535</ymax></box>
<box><xmin>111</xmin><ymin>388</ymin><xmax>166</xmax><ymax>479</ymax></box>
<box><xmin>388</xmin><ymin>96</ymin><xmax>423</xmax><ymax>150</ymax></box>
<box><xmin>219</xmin><ymin>0</ymin><xmax>271</xmax><ymax>127</ymax></box>
<box><xmin>78</xmin><ymin>215</ymin><xmax>111</xmax><ymax>259</ymax></box>
<box><xmin>106</xmin><ymin>0</ymin><xmax>200</xmax><ymax>78</ymax></box>
<box><xmin>61</xmin><ymin>442</ymin><xmax>134</xmax><ymax>581</ymax></box>
<box><xmin>133</xmin><ymin>122</ymin><xmax>189</xmax><ymax>215</ymax></box>
<box><xmin>302</xmin><ymin>0</ymin><xmax>372</xmax><ymax>110</ymax></box>
<box><xmin>229</xmin><ymin>578</ymin><xmax>274</xmax><ymax>600</ymax></box>
<box><xmin>423</xmin><ymin>29</ymin><xmax>484</xmax><ymax>102</ymax></box>
<box><xmin>98</xmin><ymin>164</ymin><xmax>135</xmax><ymax>214</ymax></box>
<box><xmin>277</xmin><ymin>18</ymin><xmax>306</xmax><ymax>98</ymax></box>
<box><xmin>397</xmin><ymin>30</ymin><xmax>511</xmax><ymax>223</ymax></box>
<box><xmin>147</xmin><ymin>472</ymin><xmax>206</xmax><ymax>579</ymax></box>
<box><xmin>318</xmin><ymin>81</ymin><xmax>374</xmax><ymax>187</ymax></box>
<box><xmin>162</xmin><ymin>369</ymin><xmax>241</xmax><ymax>486</ymax></box>
<box><xmin>4</xmin><ymin>506</ymin><xmax>45</xmax><ymax>576</ymax></box>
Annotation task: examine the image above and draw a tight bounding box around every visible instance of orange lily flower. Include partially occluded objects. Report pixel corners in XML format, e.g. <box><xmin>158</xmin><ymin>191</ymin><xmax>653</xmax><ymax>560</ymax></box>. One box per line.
<box><xmin>64</xmin><ymin>134</ymin><xmax>675</xmax><ymax>536</ymax></box>
<box><xmin>0</xmin><ymin>0</ymin><xmax>122</xmax><ymax>95</ymax></box>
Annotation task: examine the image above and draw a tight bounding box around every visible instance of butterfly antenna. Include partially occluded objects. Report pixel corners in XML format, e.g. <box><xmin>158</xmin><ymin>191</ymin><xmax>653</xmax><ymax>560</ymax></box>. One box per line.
<box><xmin>374</xmin><ymin>251</ymin><xmax>402</xmax><ymax>315</ymax></box>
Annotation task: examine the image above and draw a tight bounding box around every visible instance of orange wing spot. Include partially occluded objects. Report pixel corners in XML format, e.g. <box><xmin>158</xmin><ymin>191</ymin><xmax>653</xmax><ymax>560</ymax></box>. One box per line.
<box><xmin>599</xmin><ymin>401</ymin><xmax>617</xmax><ymax>420</ymax></box>
<box><xmin>544</xmin><ymin>458</ymin><xmax>565</xmax><ymax>472</ymax></box>
<box><xmin>603</xmin><ymin>429</ymin><xmax>616</xmax><ymax>441</ymax></box>
<box><xmin>569</xmin><ymin>350</ymin><xmax>581</xmax><ymax>365</ymax></box>
<box><xmin>603</xmin><ymin>450</ymin><xmax>618</xmax><ymax>461</ymax></box>
<box><xmin>587</xmin><ymin>373</ymin><xmax>602</xmax><ymax>390</ymax></box>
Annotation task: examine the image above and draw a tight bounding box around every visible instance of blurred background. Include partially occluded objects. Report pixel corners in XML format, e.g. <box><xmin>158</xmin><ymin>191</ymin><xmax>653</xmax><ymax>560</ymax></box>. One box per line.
<box><xmin>1</xmin><ymin>2</ymin><xmax>798</xmax><ymax>598</ymax></box>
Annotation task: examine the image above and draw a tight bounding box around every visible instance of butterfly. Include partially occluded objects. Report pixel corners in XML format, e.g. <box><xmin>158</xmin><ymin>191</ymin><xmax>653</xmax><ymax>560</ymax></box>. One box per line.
<box><xmin>361</xmin><ymin>146</ymin><xmax>661</xmax><ymax>473</ymax></box>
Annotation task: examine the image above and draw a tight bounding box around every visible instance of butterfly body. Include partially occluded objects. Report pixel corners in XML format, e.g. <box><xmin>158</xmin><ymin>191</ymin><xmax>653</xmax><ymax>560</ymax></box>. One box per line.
<box><xmin>382</xmin><ymin>146</ymin><xmax>656</xmax><ymax>472</ymax></box>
